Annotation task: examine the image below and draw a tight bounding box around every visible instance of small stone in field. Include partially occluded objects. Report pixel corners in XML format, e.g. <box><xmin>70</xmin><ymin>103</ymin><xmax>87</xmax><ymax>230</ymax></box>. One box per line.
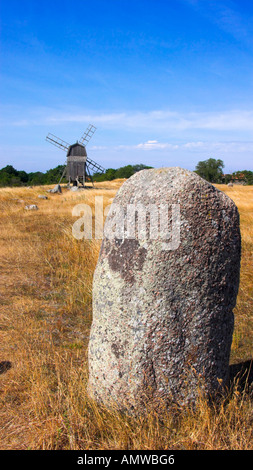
<box><xmin>25</xmin><ymin>204</ymin><xmax>38</xmax><ymax>210</ymax></box>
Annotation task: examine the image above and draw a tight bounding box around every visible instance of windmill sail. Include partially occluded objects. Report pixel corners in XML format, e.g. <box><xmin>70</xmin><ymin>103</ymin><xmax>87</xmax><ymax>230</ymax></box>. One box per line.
<box><xmin>46</xmin><ymin>133</ymin><xmax>70</xmax><ymax>152</ymax></box>
<box><xmin>79</xmin><ymin>124</ymin><xmax>97</xmax><ymax>146</ymax></box>
<box><xmin>86</xmin><ymin>156</ymin><xmax>105</xmax><ymax>174</ymax></box>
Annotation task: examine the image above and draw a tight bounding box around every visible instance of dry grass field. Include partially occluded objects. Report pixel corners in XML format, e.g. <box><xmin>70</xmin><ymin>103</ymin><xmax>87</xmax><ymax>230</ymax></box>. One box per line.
<box><xmin>0</xmin><ymin>180</ymin><xmax>252</xmax><ymax>450</ymax></box>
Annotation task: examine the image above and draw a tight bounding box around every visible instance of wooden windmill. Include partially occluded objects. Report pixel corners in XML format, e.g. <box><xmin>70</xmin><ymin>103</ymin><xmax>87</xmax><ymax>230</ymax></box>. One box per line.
<box><xmin>46</xmin><ymin>124</ymin><xmax>105</xmax><ymax>187</ymax></box>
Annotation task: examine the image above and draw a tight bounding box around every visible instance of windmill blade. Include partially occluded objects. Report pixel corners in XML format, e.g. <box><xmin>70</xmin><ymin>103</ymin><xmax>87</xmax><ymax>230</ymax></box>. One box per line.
<box><xmin>46</xmin><ymin>133</ymin><xmax>70</xmax><ymax>152</ymax></box>
<box><xmin>86</xmin><ymin>156</ymin><xmax>105</xmax><ymax>174</ymax></box>
<box><xmin>79</xmin><ymin>124</ymin><xmax>97</xmax><ymax>146</ymax></box>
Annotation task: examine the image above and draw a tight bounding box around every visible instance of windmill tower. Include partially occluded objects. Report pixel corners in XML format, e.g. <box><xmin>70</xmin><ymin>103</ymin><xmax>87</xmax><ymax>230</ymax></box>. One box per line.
<box><xmin>46</xmin><ymin>124</ymin><xmax>105</xmax><ymax>187</ymax></box>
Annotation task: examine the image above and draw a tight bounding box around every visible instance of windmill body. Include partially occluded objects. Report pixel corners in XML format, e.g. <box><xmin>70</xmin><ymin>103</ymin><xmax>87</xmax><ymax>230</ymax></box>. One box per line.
<box><xmin>66</xmin><ymin>142</ymin><xmax>87</xmax><ymax>186</ymax></box>
<box><xmin>46</xmin><ymin>124</ymin><xmax>105</xmax><ymax>187</ymax></box>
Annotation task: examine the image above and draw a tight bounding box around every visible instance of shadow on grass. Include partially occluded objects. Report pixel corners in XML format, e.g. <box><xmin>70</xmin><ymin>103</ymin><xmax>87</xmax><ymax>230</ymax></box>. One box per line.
<box><xmin>229</xmin><ymin>360</ymin><xmax>253</xmax><ymax>391</ymax></box>
<box><xmin>0</xmin><ymin>361</ymin><xmax>12</xmax><ymax>375</ymax></box>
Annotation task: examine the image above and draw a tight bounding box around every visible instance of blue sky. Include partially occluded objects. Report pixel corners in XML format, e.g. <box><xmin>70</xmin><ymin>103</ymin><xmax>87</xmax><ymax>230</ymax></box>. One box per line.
<box><xmin>1</xmin><ymin>0</ymin><xmax>253</xmax><ymax>173</ymax></box>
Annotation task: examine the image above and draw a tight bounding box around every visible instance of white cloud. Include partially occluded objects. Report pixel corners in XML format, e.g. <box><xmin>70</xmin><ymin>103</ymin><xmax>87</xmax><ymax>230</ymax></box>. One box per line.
<box><xmin>2</xmin><ymin>106</ymin><xmax>253</xmax><ymax>134</ymax></box>
<box><xmin>136</xmin><ymin>140</ymin><xmax>179</xmax><ymax>150</ymax></box>
<box><xmin>183</xmin><ymin>141</ymin><xmax>204</xmax><ymax>149</ymax></box>
<box><xmin>91</xmin><ymin>140</ymin><xmax>253</xmax><ymax>154</ymax></box>
<box><xmin>47</xmin><ymin>109</ymin><xmax>253</xmax><ymax>132</ymax></box>
<box><xmin>1</xmin><ymin>106</ymin><xmax>253</xmax><ymax>172</ymax></box>
<box><xmin>2</xmin><ymin>139</ymin><xmax>253</xmax><ymax>173</ymax></box>
<box><xmin>182</xmin><ymin>140</ymin><xmax>253</xmax><ymax>153</ymax></box>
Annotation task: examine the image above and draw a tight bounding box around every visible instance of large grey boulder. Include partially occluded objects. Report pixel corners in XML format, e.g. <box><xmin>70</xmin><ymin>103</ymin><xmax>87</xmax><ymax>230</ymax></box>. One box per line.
<box><xmin>88</xmin><ymin>167</ymin><xmax>241</xmax><ymax>413</ymax></box>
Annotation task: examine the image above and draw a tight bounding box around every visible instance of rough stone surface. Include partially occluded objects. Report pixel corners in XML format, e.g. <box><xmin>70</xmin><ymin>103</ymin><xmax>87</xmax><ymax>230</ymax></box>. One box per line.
<box><xmin>88</xmin><ymin>167</ymin><xmax>241</xmax><ymax>413</ymax></box>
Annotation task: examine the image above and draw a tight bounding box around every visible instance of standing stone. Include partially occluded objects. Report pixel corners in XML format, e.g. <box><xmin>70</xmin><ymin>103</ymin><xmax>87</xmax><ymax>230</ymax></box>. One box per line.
<box><xmin>47</xmin><ymin>184</ymin><xmax>62</xmax><ymax>193</ymax></box>
<box><xmin>88</xmin><ymin>167</ymin><xmax>241</xmax><ymax>413</ymax></box>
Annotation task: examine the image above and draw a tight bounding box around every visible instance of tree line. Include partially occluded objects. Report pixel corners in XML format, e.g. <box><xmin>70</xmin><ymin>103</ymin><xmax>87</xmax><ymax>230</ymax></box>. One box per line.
<box><xmin>0</xmin><ymin>159</ymin><xmax>252</xmax><ymax>187</ymax></box>
<box><xmin>194</xmin><ymin>158</ymin><xmax>253</xmax><ymax>185</ymax></box>
<box><xmin>92</xmin><ymin>164</ymin><xmax>153</xmax><ymax>181</ymax></box>
<box><xmin>0</xmin><ymin>164</ymin><xmax>66</xmax><ymax>187</ymax></box>
<box><xmin>0</xmin><ymin>163</ymin><xmax>153</xmax><ymax>187</ymax></box>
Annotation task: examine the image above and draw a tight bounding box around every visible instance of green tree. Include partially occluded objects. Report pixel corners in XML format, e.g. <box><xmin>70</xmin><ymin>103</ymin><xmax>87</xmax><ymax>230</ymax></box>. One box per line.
<box><xmin>44</xmin><ymin>165</ymin><xmax>66</xmax><ymax>184</ymax></box>
<box><xmin>17</xmin><ymin>170</ymin><xmax>29</xmax><ymax>183</ymax></box>
<box><xmin>104</xmin><ymin>168</ymin><xmax>116</xmax><ymax>180</ymax></box>
<box><xmin>0</xmin><ymin>171</ymin><xmax>11</xmax><ymax>187</ymax></box>
<box><xmin>132</xmin><ymin>164</ymin><xmax>153</xmax><ymax>173</ymax></box>
<box><xmin>195</xmin><ymin>158</ymin><xmax>224</xmax><ymax>183</ymax></box>
<box><xmin>115</xmin><ymin>165</ymin><xmax>135</xmax><ymax>179</ymax></box>
<box><xmin>0</xmin><ymin>166</ymin><xmax>21</xmax><ymax>187</ymax></box>
<box><xmin>0</xmin><ymin>165</ymin><xmax>19</xmax><ymax>176</ymax></box>
<box><xmin>243</xmin><ymin>171</ymin><xmax>253</xmax><ymax>185</ymax></box>
<box><xmin>232</xmin><ymin>170</ymin><xmax>253</xmax><ymax>185</ymax></box>
<box><xmin>93</xmin><ymin>164</ymin><xmax>153</xmax><ymax>182</ymax></box>
<box><xmin>27</xmin><ymin>171</ymin><xmax>45</xmax><ymax>185</ymax></box>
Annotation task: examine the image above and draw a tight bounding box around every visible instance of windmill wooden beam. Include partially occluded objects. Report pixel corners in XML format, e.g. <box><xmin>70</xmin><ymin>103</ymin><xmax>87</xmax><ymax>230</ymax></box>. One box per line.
<box><xmin>79</xmin><ymin>124</ymin><xmax>97</xmax><ymax>146</ymax></box>
<box><xmin>46</xmin><ymin>133</ymin><xmax>70</xmax><ymax>152</ymax></box>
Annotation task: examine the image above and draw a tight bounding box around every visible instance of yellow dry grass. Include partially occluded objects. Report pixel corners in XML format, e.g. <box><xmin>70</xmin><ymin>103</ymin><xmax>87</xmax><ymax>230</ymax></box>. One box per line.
<box><xmin>0</xmin><ymin>181</ymin><xmax>252</xmax><ymax>450</ymax></box>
